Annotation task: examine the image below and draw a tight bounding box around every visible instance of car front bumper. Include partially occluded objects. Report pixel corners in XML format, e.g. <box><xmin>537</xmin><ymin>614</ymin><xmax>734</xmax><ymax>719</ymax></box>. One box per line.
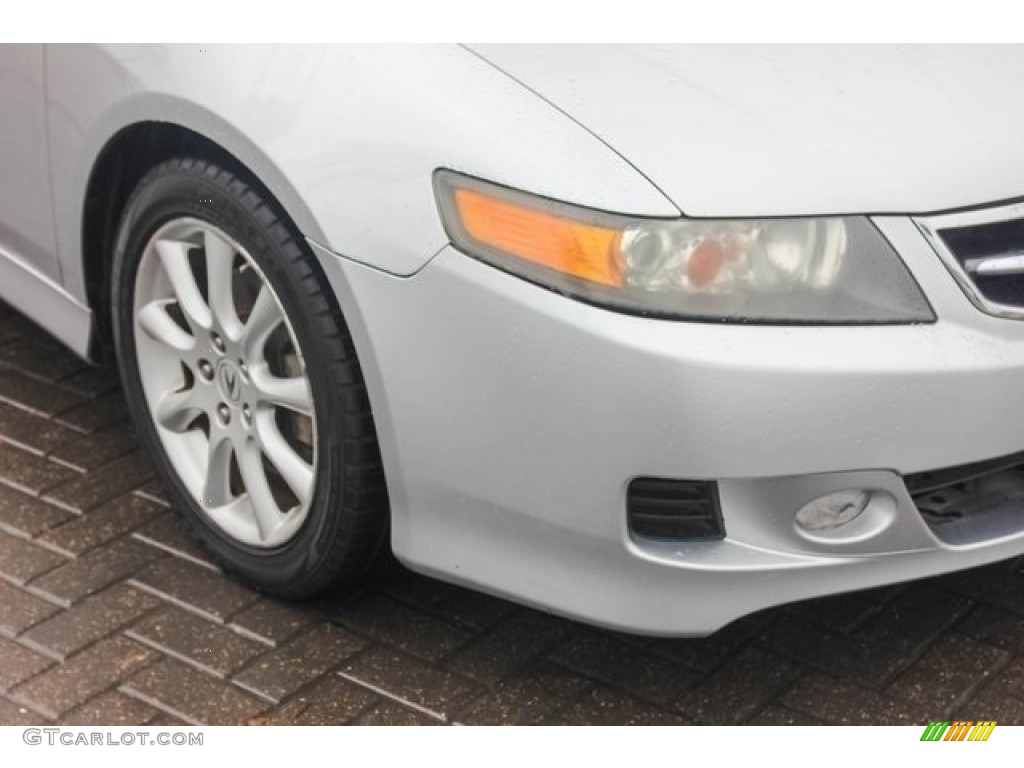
<box><xmin>311</xmin><ymin>215</ymin><xmax>1024</xmax><ymax>636</ymax></box>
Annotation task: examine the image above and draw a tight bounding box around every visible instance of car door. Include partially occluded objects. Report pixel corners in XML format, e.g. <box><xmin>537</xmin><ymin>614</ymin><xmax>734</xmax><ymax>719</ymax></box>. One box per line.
<box><xmin>0</xmin><ymin>43</ymin><xmax>58</xmax><ymax>281</ymax></box>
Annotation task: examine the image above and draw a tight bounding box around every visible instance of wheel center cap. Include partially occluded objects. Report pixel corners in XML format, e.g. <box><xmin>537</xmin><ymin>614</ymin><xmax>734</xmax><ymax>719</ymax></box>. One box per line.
<box><xmin>216</xmin><ymin>360</ymin><xmax>243</xmax><ymax>404</ymax></box>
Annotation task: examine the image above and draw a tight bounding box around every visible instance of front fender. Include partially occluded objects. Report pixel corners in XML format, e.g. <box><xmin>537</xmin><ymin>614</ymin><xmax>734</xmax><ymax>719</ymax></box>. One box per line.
<box><xmin>46</xmin><ymin>44</ymin><xmax>678</xmax><ymax>305</ymax></box>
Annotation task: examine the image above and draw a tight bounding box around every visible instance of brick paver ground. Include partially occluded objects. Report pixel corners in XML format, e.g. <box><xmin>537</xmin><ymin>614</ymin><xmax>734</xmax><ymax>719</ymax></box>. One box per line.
<box><xmin>1</xmin><ymin>301</ymin><xmax>1022</xmax><ymax>725</ymax></box>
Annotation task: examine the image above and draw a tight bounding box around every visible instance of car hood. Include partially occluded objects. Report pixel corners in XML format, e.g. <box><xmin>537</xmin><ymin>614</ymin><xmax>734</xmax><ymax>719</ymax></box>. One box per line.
<box><xmin>469</xmin><ymin>44</ymin><xmax>1024</xmax><ymax>217</ymax></box>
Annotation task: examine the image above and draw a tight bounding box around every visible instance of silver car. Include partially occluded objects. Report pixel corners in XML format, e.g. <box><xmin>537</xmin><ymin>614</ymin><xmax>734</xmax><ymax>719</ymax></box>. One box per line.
<box><xmin>3</xmin><ymin>44</ymin><xmax>1024</xmax><ymax>636</ymax></box>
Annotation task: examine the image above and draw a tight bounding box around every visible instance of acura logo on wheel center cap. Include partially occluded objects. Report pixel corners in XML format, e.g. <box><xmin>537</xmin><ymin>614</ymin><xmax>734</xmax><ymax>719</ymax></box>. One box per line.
<box><xmin>217</xmin><ymin>361</ymin><xmax>242</xmax><ymax>403</ymax></box>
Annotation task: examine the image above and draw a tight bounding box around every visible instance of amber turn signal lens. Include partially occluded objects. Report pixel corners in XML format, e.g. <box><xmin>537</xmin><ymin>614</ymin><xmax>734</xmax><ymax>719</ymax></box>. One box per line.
<box><xmin>453</xmin><ymin>188</ymin><xmax>624</xmax><ymax>287</ymax></box>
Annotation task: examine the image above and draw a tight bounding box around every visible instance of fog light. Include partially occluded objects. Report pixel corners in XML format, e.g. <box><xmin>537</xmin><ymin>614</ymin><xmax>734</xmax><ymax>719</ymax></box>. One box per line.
<box><xmin>795</xmin><ymin>490</ymin><xmax>870</xmax><ymax>532</ymax></box>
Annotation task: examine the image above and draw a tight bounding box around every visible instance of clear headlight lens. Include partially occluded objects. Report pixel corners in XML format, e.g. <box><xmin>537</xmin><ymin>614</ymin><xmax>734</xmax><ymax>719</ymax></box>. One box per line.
<box><xmin>434</xmin><ymin>170</ymin><xmax>934</xmax><ymax>323</ymax></box>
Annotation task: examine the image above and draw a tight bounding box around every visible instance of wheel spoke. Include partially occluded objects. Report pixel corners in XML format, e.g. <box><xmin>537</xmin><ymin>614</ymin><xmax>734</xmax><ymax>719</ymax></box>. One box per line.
<box><xmin>241</xmin><ymin>286</ymin><xmax>283</xmax><ymax>359</ymax></box>
<box><xmin>236</xmin><ymin>437</ymin><xmax>282</xmax><ymax>541</ymax></box>
<box><xmin>255</xmin><ymin>411</ymin><xmax>313</xmax><ymax>504</ymax></box>
<box><xmin>138</xmin><ymin>300</ymin><xmax>195</xmax><ymax>352</ymax></box>
<box><xmin>155</xmin><ymin>387</ymin><xmax>203</xmax><ymax>432</ymax></box>
<box><xmin>204</xmin><ymin>229</ymin><xmax>242</xmax><ymax>339</ymax></box>
<box><xmin>155</xmin><ymin>239</ymin><xmax>212</xmax><ymax>331</ymax></box>
<box><xmin>250</xmin><ymin>363</ymin><xmax>312</xmax><ymax>416</ymax></box>
<box><xmin>202</xmin><ymin>434</ymin><xmax>234</xmax><ymax>507</ymax></box>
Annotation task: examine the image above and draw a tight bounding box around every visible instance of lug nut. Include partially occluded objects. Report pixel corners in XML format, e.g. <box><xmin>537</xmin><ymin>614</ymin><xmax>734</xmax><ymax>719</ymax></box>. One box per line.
<box><xmin>211</xmin><ymin>333</ymin><xmax>225</xmax><ymax>354</ymax></box>
<box><xmin>238</xmin><ymin>360</ymin><xmax>248</xmax><ymax>379</ymax></box>
<box><xmin>217</xmin><ymin>403</ymin><xmax>231</xmax><ymax>425</ymax></box>
<box><xmin>242</xmin><ymin>403</ymin><xmax>252</xmax><ymax>427</ymax></box>
<box><xmin>198</xmin><ymin>359</ymin><xmax>214</xmax><ymax>381</ymax></box>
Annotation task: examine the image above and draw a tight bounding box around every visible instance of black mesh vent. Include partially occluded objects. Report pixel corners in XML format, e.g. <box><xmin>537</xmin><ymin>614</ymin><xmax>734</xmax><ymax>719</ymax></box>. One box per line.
<box><xmin>905</xmin><ymin>452</ymin><xmax>1024</xmax><ymax>545</ymax></box>
<box><xmin>627</xmin><ymin>478</ymin><xmax>724</xmax><ymax>541</ymax></box>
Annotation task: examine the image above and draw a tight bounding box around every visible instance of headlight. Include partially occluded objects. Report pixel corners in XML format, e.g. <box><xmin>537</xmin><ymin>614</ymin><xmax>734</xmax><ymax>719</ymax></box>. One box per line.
<box><xmin>434</xmin><ymin>170</ymin><xmax>934</xmax><ymax>324</ymax></box>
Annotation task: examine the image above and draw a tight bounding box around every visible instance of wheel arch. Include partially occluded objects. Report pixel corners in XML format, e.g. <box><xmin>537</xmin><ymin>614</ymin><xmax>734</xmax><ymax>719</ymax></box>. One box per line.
<box><xmin>80</xmin><ymin>118</ymin><xmax>327</xmax><ymax>361</ymax></box>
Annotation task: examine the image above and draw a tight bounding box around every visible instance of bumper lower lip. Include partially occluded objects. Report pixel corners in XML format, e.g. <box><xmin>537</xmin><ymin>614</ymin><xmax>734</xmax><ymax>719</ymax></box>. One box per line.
<box><xmin>311</xmin><ymin>226</ymin><xmax>1024</xmax><ymax>636</ymax></box>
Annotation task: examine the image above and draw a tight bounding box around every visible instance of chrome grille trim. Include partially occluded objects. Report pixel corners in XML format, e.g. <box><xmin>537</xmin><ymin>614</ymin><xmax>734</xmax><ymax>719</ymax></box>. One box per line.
<box><xmin>916</xmin><ymin>200</ymin><xmax>1024</xmax><ymax>320</ymax></box>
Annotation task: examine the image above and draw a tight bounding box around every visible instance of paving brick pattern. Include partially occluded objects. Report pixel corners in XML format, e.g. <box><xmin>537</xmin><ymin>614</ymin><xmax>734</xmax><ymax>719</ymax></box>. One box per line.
<box><xmin>1</xmin><ymin>301</ymin><xmax>1022</xmax><ymax>725</ymax></box>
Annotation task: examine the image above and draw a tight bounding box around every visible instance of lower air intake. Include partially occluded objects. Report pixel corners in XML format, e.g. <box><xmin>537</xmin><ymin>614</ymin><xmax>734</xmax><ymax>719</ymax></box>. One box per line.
<box><xmin>627</xmin><ymin>478</ymin><xmax>724</xmax><ymax>541</ymax></box>
<box><xmin>905</xmin><ymin>451</ymin><xmax>1024</xmax><ymax>545</ymax></box>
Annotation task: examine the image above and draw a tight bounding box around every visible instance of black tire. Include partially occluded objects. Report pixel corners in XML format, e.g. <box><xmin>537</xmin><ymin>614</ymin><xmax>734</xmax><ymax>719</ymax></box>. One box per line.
<box><xmin>111</xmin><ymin>156</ymin><xmax>389</xmax><ymax>597</ymax></box>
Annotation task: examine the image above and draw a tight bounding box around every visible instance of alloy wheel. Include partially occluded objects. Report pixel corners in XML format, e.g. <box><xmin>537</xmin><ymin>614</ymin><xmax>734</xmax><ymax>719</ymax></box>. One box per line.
<box><xmin>132</xmin><ymin>217</ymin><xmax>317</xmax><ymax>548</ymax></box>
